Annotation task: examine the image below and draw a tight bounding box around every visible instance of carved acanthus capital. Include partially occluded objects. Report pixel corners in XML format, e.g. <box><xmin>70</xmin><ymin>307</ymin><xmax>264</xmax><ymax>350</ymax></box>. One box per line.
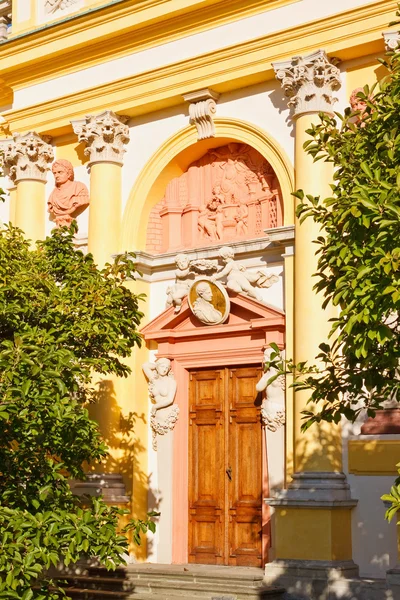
<box><xmin>273</xmin><ymin>49</ymin><xmax>341</xmax><ymax>116</ymax></box>
<box><xmin>183</xmin><ymin>88</ymin><xmax>220</xmax><ymax>140</ymax></box>
<box><xmin>383</xmin><ymin>31</ymin><xmax>400</xmax><ymax>52</ymax></box>
<box><xmin>72</xmin><ymin>111</ymin><xmax>130</xmax><ymax>166</ymax></box>
<box><xmin>0</xmin><ymin>131</ymin><xmax>54</xmax><ymax>183</ymax></box>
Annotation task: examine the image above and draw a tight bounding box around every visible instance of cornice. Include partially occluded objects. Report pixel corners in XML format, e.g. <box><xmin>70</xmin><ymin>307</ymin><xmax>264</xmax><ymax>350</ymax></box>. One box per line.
<box><xmin>1</xmin><ymin>0</ymin><xmax>394</xmax><ymax>136</ymax></box>
<box><xmin>0</xmin><ymin>0</ymin><xmax>298</xmax><ymax>90</ymax></box>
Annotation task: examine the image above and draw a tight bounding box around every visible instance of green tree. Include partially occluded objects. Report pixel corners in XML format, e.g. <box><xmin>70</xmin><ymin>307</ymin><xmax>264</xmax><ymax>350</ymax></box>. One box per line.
<box><xmin>0</xmin><ymin>222</ymin><xmax>154</xmax><ymax>599</ymax></box>
<box><xmin>265</xmin><ymin>20</ymin><xmax>400</xmax><ymax>522</ymax></box>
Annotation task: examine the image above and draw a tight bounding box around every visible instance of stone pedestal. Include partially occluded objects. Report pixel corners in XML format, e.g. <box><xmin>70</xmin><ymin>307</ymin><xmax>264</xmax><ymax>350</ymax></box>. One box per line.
<box><xmin>265</xmin><ymin>472</ymin><xmax>358</xmax><ymax>600</ymax></box>
<box><xmin>387</xmin><ymin>567</ymin><xmax>400</xmax><ymax>599</ymax></box>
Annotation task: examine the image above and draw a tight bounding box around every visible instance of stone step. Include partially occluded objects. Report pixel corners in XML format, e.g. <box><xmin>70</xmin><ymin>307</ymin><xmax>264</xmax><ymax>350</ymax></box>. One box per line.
<box><xmin>65</xmin><ymin>564</ymin><xmax>285</xmax><ymax>600</ymax></box>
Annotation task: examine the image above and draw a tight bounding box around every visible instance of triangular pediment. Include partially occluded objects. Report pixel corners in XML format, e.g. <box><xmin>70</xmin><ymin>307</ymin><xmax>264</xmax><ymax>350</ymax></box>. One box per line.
<box><xmin>141</xmin><ymin>292</ymin><xmax>284</xmax><ymax>343</ymax></box>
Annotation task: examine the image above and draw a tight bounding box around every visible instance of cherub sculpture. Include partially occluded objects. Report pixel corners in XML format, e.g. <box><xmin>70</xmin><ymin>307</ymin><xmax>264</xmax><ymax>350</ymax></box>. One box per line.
<box><xmin>166</xmin><ymin>254</ymin><xmax>195</xmax><ymax>313</ymax></box>
<box><xmin>211</xmin><ymin>245</ymin><xmax>279</xmax><ymax>301</ymax></box>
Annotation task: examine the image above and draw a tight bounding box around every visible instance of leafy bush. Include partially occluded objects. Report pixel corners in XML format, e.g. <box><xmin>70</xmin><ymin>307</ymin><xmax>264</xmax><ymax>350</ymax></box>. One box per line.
<box><xmin>0</xmin><ymin>223</ymin><xmax>152</xmax><ymax>599</ymax></box>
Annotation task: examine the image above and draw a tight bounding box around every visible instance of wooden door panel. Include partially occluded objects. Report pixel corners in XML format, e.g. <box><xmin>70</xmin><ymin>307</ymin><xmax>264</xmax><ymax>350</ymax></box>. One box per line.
<box><xmin>189</xmin><ymin>367</ymin><xmax>263</xmax><ymax>567</ymax></box>
<box><xmin>228</xmin><ymin>368</ymin><xmax>262</xmax><ymax>567</ymax></box>
<box><xmin>189</xmin><ymin>369</ymin><xmax>224</xmax><ymax>564</ymax></box>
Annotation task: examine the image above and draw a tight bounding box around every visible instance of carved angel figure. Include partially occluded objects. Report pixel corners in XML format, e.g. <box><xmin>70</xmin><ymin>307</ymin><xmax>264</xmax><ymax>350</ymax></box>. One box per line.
<box><xmin>256</xmin><ymin>348</ymin><xmax>286</xmax><ymax>431</ymax></box>
<box><xmin>48</xmin><ymin>159</ymin><xmax>89</xmax><ymax>227</ymax></box>
<box><xmin>142</xmin><ymin>358</ymin><xmax>179</xmax><ymax>451</ymax></box>
<box><xmin>212</xmin><ymin>246</ymin><xmax>279</xmax><ymax>301</ymax></box>
<box><xmin>166</xmin><ymin>253</ymin><xmax>194</xmax><ymax>313</ymax></box>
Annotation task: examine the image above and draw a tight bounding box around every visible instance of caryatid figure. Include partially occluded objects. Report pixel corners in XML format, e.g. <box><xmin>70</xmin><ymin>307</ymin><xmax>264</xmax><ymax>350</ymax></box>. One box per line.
<box><xmin>48</xmin><ymin>159</ymin><xmax>89</xmax><ymax>227</ymax></box>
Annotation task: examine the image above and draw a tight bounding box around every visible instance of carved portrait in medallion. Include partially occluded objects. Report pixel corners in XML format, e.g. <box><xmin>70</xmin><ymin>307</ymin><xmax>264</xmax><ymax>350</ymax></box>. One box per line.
<box><xmin>188</xmin><ymin>279</ymin><xmax>230</xmax><ymax>326</ymax></box>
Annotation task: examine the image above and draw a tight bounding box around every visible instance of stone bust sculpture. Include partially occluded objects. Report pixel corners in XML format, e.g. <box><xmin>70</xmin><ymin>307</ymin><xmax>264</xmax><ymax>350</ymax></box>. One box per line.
<box><xmin>48</xmin><ymin>159</ymin><xmax>89</xmax><ymax>227</ymax></box>
<box><xmin>192</xmin><ymin>281</ymin><xmax>222</xmax><ymax>325</ymax></box>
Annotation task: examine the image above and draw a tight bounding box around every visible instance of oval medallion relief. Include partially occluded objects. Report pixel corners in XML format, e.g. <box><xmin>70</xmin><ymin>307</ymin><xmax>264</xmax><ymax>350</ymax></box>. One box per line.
<box><xmin>188</xmin><ymin>279</ymin><xmax>230</xmax><ymax>326</ymax></box>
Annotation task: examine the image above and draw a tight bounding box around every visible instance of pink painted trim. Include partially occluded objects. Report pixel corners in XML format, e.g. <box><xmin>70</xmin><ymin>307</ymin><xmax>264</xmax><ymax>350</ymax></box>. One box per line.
<box><xmin>143</xmin><ymin>292</ymin><xmax>285</xmax><ymax>565</ymax></box>
<box><xmin>262</xmin><ymin>431</ymin><xmax>270</xmax><ymax>564</ymax></box>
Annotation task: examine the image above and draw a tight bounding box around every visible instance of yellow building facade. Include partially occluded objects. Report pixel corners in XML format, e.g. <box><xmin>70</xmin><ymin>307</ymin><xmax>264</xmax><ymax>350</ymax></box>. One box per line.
<box><xmin>0</xmin><ymin>1</ymin><xmax>399</xmax><ymax>598</ymax></box>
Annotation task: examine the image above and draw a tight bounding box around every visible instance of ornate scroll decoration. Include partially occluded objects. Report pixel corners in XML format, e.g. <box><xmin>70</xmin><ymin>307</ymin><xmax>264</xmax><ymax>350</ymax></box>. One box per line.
<box><xmin>45</xmin><ymin>0</ymin><xmax>79</xmax><ymax>14</ymax></box>
<box><xmin>272</xmin><ymin>49</ymin><xmax>341</xmax><ymax>116</ymax></box>
<box><xmin>142</xmin><ymin>359</ymin><xmax>178</xmax><ymax>451</ymax></box>
<box><xmin>256</xmin><ymin>348</ymin><xmax>286</xmax><ymax>432</ymax></box>
<box><xmin>183</xmin><ymin>88</ymin><xmax>220</xmax><ymax>140</ymax></box>
<box><xmin>72</xmin><ymin>111</ymin><xmax>130</xmax><ymax>165</ymax></box>
<box><xmin>383</xmin><ymin>31</ymin><xmax>400</xmax><ymax>52</ymax></box>
<box><xmin>1</xmin><ymin>131</ymin><xmax>54</xmax><ymax>183</ymax></box>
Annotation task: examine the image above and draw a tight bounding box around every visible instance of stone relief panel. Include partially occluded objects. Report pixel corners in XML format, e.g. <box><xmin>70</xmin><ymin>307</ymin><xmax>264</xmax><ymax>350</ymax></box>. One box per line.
<box><xmin>146</xmin><ymin>143</ymin><xmax>283</xmax><ymax>253</ymax></box>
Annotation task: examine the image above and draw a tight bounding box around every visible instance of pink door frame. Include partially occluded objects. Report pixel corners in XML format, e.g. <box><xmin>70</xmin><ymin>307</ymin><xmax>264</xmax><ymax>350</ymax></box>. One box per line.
<box><xmin>141</xmin><ymin>293</ymin><xmax>285</xmax><ymax>565</ymax></box>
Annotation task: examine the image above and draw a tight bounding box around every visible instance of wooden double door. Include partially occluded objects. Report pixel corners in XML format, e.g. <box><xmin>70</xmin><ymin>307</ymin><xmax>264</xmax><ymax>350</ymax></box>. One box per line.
<box><xmin>188</xmin><ymin>366</ymin><xmax>263</xmax><ymax>567</ymax></box>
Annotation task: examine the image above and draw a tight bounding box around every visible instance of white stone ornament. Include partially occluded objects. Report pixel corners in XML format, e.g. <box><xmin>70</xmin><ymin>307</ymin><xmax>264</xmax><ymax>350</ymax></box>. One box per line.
<box><xmin>45</xmin><ymin>0</ymin><xmax>79</xmax><ymax>14</ymax></box>
<box><xmin>166</xmin><ymin>253</ymin><xmax>218</xmax><ymax>314</ymax></box>
<box><xmin>188</xmin><ymin>279</ymin><xmax>230</xmax><ymax>326</ymax></box>
<box><xmin>383</xmin><ymin>31</ymin><xmax>400</xmax><ymax>52</ymax></box>
<box><xmin>72</xmin><ymin>110</ymin><xmax>130</xmax><ymax>165</ymax></box>
<box><xmin>142</xmin><ymin>358</ymin><xmax>179</xmax><ymax>451</ymax></box>
<box><xmin>272</xmin><ymin>49</ymin><xmax>341</xmax><ymax>116</ymax></box>
<box><xmin>212</xmin><ymin>245</ymin><xmax>279</xmax><ymax>302</ymax></box>
<box><xmin>256</xmin><ymin>347</ymin><xmax>286</xmax><ymax>431</ymax></box>
<box><xmin>1</xmin><ymin>131</ymin><xmax>54</xmax><ymax>183</ymax></box>
<box><xmin>183</xmin><ymin>88</ymin><xmax>220</xmax><ymax>140</ymax></box>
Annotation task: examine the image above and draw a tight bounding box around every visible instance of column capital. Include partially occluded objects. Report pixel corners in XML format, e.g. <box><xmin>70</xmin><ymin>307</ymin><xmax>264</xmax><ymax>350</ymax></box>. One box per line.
<box><xmin>383</xmin><ymin>30</ymin><xmax>400</xmax><ymax>52</ymax></box>
<box><xmin>71</xmin><ymin>110</ymin><xmax>130</xmax><ymax>166</ymax></box>
<box><xmin>273</xmin><ymin>49</ymin><xmax>341</xmax><ymax>117</ymax></box>
<box><xmin>0</xmin><ymin>131</ymin><xmax>54</xmax><ymax>183</ymax></box>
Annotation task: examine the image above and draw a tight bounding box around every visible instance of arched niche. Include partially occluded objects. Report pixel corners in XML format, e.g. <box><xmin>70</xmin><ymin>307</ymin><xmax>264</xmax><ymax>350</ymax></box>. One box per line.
<box><xmin>120</xmin><ymin>118</ymin><xmax>294</xmax><ymax>252</ymax></box>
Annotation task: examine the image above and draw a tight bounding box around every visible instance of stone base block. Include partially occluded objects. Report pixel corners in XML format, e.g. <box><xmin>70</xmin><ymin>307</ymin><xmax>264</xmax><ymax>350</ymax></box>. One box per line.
<box><xmin>387</xmin><ymin>567</ymin><xmax>400</xmax><ymax>600</ymax></box>
<box><xmin>264</xmin><ymin>559</ymin><xmax>393</xmax><ymax>600</ymax></box>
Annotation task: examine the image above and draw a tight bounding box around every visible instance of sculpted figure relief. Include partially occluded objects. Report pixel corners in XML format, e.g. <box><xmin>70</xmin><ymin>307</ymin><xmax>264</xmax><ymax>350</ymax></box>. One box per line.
<box><xmin>188</xmin><ymin>279</ymin><xmax>230</xmax><ymax>326</ymax></box>
<box><xmin>256</xmin><ymin>348</ymin><xmax>286</xmax><ymax>431</ymax></box>
<box><xmin>147</xmin><ymin>143</ymin><xmax>282</xmax><ymax>253</ymax></box>
<box><xmin>48</xmin><ymin>159</ymin><xmax>89</xmax><ymax>227</ymax></box>
<box><xmin>142</xmin><ymin>358</ymin><xmax>179</xmax><ymax>451</ymax></box>
<box><xmin>212</xmin><ymin>246</ymin><xmax>279</xmax><ymax>302</ymax></box>
<box><xmin>45</xmin><ymin>0</ymin><xmax>78</xmax><ymax>14</ymax></box>
<box><xmin>166</xmin><ymin>254</ymin><xmax>218</xmax><ymax>313</ymax></box>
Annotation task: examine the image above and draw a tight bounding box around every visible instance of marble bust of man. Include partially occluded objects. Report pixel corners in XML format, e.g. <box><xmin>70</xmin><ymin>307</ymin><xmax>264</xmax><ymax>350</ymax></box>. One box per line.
<box><xmin>193</xmin><ymin>281</ymin><xmax>222</xmax><ymax>324</ymax></box>
<box><xmin>48</xmin><ymin>159</ymin><xmax>89</xmax><ymax>227</ymax></box>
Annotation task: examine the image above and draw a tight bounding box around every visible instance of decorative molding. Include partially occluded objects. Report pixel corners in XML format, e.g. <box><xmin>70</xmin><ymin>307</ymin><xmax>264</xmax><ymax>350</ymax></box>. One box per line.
<box><xmin>0</xmin><ymin>131</ymin><xmax>53</xmax><ymax>183</ymax></box>
<box><xmin>72</xmin><ymin>111</ymin><xmax>130</xmax><ymax>165</ymax></box>
<box><xmin>273</xmin><ymin>49</ymin><xmax>341</xmax><ymax>116</ymax></box>
<box><xmin>1</xmin><ymin>0</ymin><xmax>300</xmax><ymax>90</ymax></box>
<box><xmin>2</xmin><ymin>2</ymin><xmax>393</xmax><ymax>135</ymax></box>
<box><xmin>383</xmin><ymin>30</ymin><xmax>400</xmax><ymax>52</ymax></box>
<box><xmin>183</xmin><ymin>88</ymin><xmax>219</xmax><ymax>140</ymax></box>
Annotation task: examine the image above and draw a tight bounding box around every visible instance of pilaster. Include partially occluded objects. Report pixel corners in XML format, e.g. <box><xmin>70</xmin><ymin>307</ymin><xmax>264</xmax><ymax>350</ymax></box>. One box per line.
<box><xmin>269</xmin><ymin>50</ymin><xmax>358</xmax><ymax>593</ymax></box>
<box><xmin>72</xmin><ymin>111</ymin><xmax>130</xmax><ymax>267</ymax></box>
<box><xmin>0</xmin><ymin>131</ymin><xmax>54</xmax><ymax>242</ymax></box>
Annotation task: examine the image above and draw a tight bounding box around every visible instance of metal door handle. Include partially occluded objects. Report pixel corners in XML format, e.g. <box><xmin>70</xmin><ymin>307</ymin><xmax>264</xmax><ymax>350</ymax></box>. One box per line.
<box><xmin>226</xmin><ymin>466</ymin><xmax>232</xmax><ymax>481</ymax></box>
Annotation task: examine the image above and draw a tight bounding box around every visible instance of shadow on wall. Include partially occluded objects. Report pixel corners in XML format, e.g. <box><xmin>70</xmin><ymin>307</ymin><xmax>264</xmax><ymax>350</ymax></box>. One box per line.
<box><xmin>88</xmin><ymin>379</ymin><xmax>158</xmax><ymax>555</ymax></box>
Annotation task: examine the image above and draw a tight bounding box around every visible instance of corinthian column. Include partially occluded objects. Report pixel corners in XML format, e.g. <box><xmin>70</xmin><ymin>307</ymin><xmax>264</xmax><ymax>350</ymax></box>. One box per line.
<box><xmin>72</xmin><ymin>111</ymin><xmax>130</xmax><ymax>267</ymax></box>
<box><xmin>1</xmin><ymin>131</ymin><xmax>54</xmax><ymax>242</ymax></box>
<box><xmin>263</xmin><ymin>51</ymin><xmax>358</xmax><ymax>592</ymax></box>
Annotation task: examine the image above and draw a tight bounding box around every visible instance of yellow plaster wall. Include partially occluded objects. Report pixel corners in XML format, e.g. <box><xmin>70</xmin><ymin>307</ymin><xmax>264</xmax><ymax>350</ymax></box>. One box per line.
<box><xmin>275</xmin><ymin>507</ymin><xmax>353</xmax><ymax>561</ymax></box>
<box><xmin>348</xmin><ymin>440</ymin><xmax>400</xmax><ymax>476</ymax></box>
<box><xmin>54</xmin><ymin>135</ymin><xmax>88</xmax><ymax>167</ymax></box>
<box><xmin>346</xmin><ymin>56</ymin><xmax>387</xmax><ymax>99</ymax></box>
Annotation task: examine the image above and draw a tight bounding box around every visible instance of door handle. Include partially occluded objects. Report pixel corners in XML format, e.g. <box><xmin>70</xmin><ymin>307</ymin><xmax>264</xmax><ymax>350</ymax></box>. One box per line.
<box><xmin>226</xmin><ymin>466</ymin><xmax>232</xmax><ymax>481</ymax></box>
